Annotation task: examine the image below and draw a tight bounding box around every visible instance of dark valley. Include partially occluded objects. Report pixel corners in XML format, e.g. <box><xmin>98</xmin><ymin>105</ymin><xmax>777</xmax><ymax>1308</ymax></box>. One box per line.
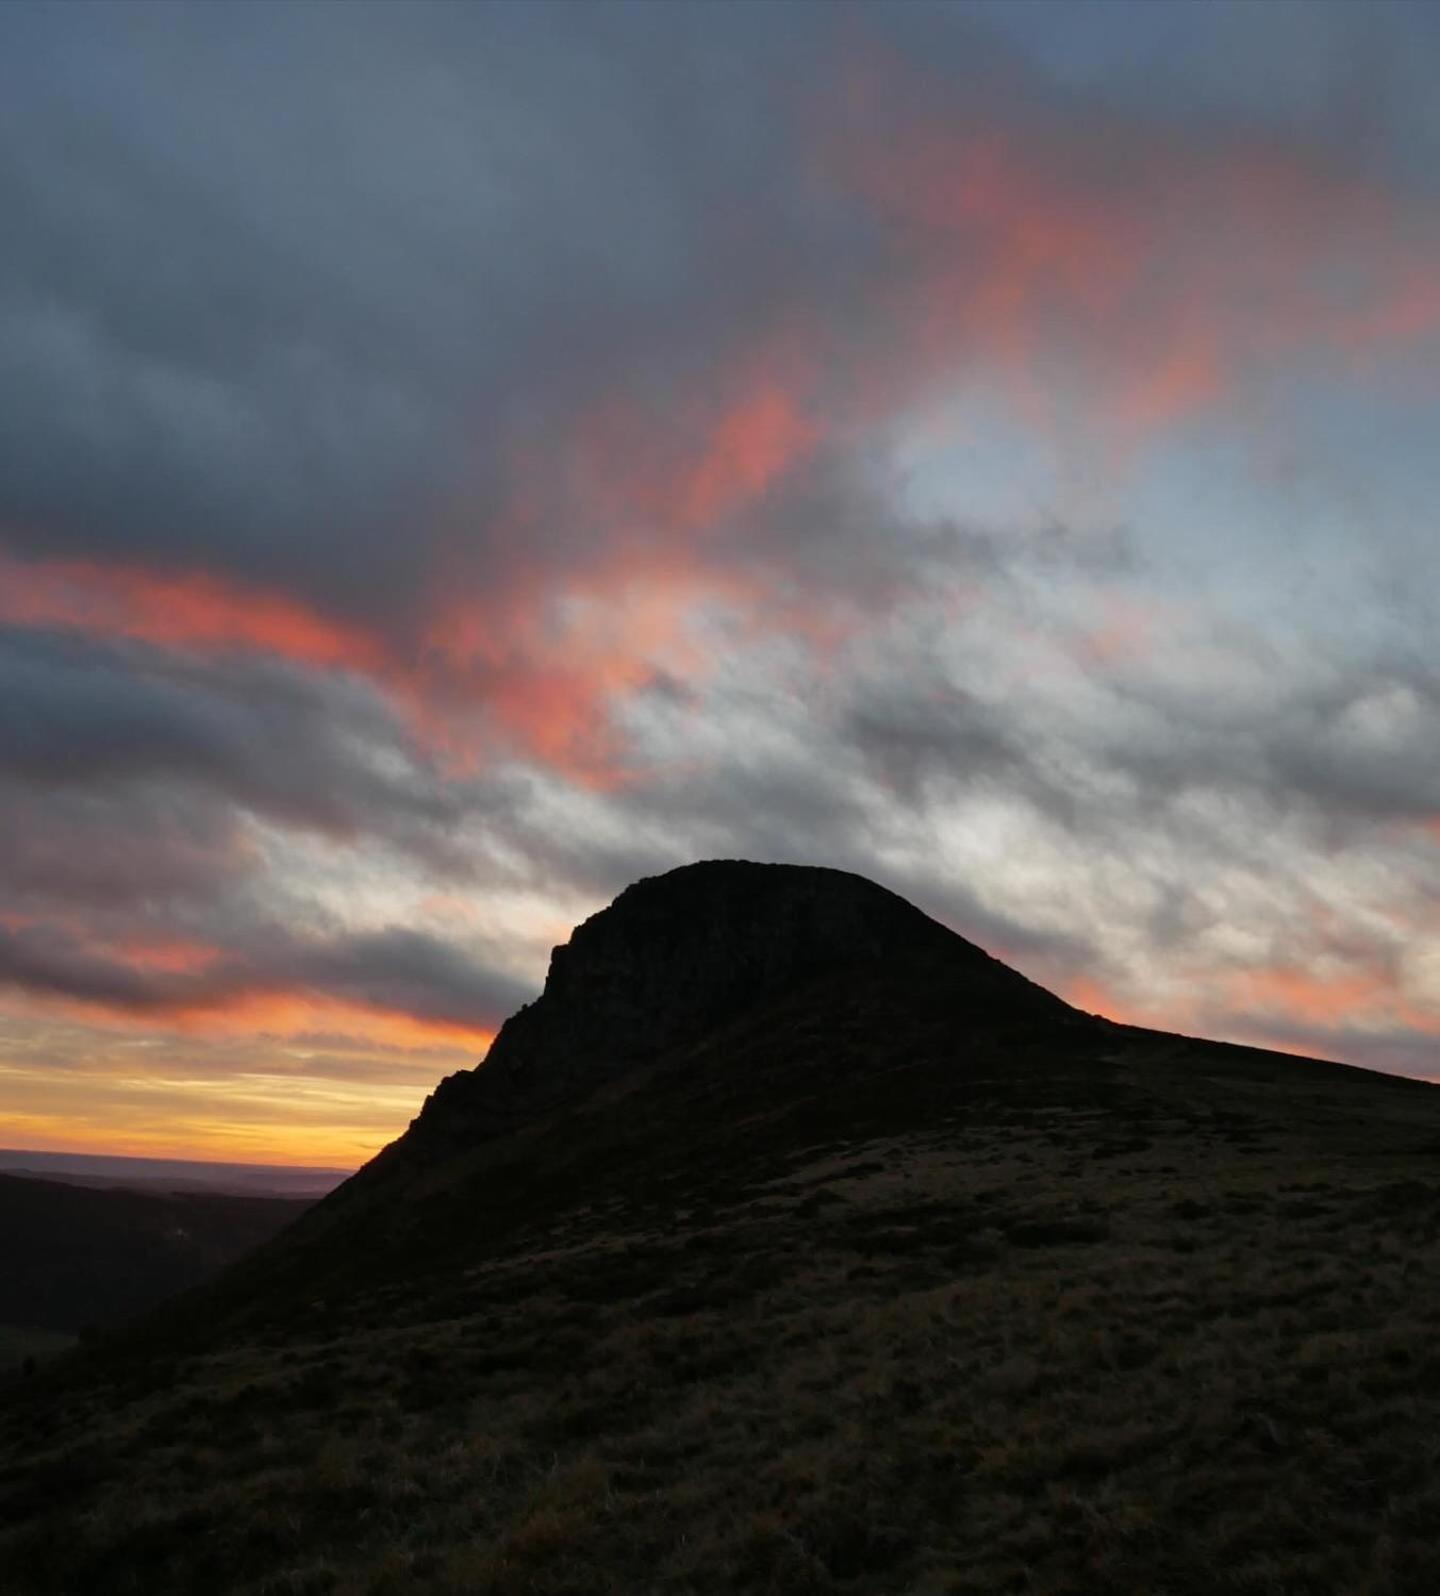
<box><xmin>0</xmin><ymin>1171</ymin><xmax>314</xmax><ymax>1363</ymax></box>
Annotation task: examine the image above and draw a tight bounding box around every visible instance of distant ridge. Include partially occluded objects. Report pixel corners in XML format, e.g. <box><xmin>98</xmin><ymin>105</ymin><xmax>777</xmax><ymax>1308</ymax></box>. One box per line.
<box><xmin>0</xmin><ymin>1150</ymin><xmax>351</xmax><ymax>1199</ymax></box>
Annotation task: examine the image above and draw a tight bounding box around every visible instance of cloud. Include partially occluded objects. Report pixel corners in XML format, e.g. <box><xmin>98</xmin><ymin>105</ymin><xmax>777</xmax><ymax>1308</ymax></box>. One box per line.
<box><xmin>0</xmin><ymin>917</ymin><xmax>527</xmax><ymax>1038</ymax></box>
<box><xmin>0</xmin><ymin>783</ymin><xmax>253</xmax><ymax>912</ymax></box>
<box><xmin>0</xmin><ymin>627</ymin><xmax>466</xmax><ymax>851</ymax></box>
<box><xmin>1096</xmin><ymin>650</ymin><xmax>1440</xmax><ymax>838</ymax></box>
<box><xmin>3</xmin><ymin>0</ymin><xmax>1440</xmax><ymax>1161</ymax></box>
<box><xmin>2</xmin><ymin>0</ymin><xmax>1434</xmax><ymax>789</ymax></box>
<box><xmin>817</xmin><ymin>29</ymin><xmax>1440</xmax><ymax>449</ymax></box>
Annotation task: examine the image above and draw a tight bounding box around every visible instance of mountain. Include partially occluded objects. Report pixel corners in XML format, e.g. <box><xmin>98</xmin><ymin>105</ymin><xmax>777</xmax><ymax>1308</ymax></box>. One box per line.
<box><xmin>414</xmin><ymin>858</ymin><xmax>1067</xmax><ymax>1138</ymax></box>
<box><xmin>5</xmin><ymin>860</ymin><xmax>1440</xmax><ymax>1596</ymax></box>
<box><xmin>189</xmin><ymin>861</ymin><xmax>1082</xmax><ymax>1320</ymax></box>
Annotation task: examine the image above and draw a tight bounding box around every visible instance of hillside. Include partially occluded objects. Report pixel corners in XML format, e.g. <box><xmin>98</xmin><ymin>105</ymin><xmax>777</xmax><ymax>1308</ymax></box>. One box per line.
<box><xmin>0</xmin><ymin>1173</ymin><xmax>312</xmax><ymax>1339</ymax></box>
<box><xmin>4</xmin><ymin>861</ymin><xmax>1440</xmax><ymax>1595</ymax></box>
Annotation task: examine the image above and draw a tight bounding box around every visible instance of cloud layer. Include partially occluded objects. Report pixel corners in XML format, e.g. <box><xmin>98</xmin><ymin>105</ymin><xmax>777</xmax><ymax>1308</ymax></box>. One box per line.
<box><xmin>3</xmin><ymin>0</ymin><xmax>1439</xmax><ymax>1162</ymax></box>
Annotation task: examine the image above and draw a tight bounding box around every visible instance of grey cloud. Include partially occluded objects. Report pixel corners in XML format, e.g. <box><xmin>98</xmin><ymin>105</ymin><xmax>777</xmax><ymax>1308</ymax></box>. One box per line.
<box><xmin>1099</xmin><ymin>658</ymin><xmax>1440</xmax><ymax>835</ymax></box>
<box><xmin>0</xmin><ymin>630</ymin><xmax>467</xmax><ymax>857</ymax></box>
<box><xmin>0</xmin><ymin>0</ymin><xmax>1420</xmax><ymax>626</ymax></box>
<box><xmin>281</xmin><ymin>929</ymin><xmax>533</xmax><ymax>1032</ymax></box>
<box><xmin>468</xmin><ymin>546</ymin><xmax>1440</xmax><ymax>1048</ymax></box>
<box><xmin>844</xmin><ymin>684</ymin><xmax>1031</xmax><ymax>805</ymax></box>
<box><xmin>0</xmin><ymin>0</ymin><xmax>1152</xmax><ymax>632</ymax></box>
<box><xmin>1205</xmin><ymin>1015</ymin><xmax>1440</xmax><ymax>1082</ymax></box>
<box><xmin>0</xmin><ymin>0</ymin><xmax>842</xmax><ymax>621</ymax></box>
<box><xmin>0</xmin><ymin>918</ymin><xmax>528</xmax><ymax>1033</ymax></box>
<box><xmin>0</xmin><ymin>923</ymin><xmax>186</xmax><ymax>1013</ymax></box>
<box><xmin>0</xmin><ymin>783</ymin><xmax>252</xmax><ymax>912</ymax></box>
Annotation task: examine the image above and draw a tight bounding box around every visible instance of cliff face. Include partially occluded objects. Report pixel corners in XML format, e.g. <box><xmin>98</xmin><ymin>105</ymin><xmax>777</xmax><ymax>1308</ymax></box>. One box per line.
<box><xmin>411</xmin><ymin>860</ymin><xmax>1069</xmax><ymax>1141</ymax></box>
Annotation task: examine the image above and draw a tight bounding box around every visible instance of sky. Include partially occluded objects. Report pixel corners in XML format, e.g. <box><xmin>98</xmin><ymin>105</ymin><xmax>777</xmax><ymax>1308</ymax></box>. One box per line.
<box><xmin>3</xmin><ymin>0</ymin><xmax>1440</xmax><ymax>1168</ymax></box>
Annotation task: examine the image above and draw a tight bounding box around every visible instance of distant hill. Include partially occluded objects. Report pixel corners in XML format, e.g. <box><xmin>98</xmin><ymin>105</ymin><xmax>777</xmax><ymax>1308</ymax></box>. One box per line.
<box><xmin>0</xmin><ymin>1172</ymin><xmax>312</xmax><ymax>1334</ymax></box>
<box><xmin>0</xmin><ymin>1149</ymin><xmax>350</xmax><ymax>1199</ymax></box>
<box><xmin>5</xmin><ymin>860</ymin><xmax>1440</xmax><ymax>1596</ymax></box>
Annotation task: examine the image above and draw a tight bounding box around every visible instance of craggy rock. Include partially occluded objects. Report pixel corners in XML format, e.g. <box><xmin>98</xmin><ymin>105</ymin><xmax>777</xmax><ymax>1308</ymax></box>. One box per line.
<box><xmin>410</xmin><ymin>860</ymin><xmax>1070</xmax><ymax>1141</ymax></box>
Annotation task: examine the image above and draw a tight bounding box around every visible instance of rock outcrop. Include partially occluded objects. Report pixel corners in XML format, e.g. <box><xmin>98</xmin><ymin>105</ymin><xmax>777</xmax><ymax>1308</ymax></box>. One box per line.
<box><xmin>411</xmin><ymin>860</ymin><xmax>1069</xmax><ymax>1142</ymax></box>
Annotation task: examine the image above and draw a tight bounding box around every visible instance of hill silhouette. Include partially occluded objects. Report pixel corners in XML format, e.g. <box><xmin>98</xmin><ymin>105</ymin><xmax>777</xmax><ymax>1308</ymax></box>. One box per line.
<box><xmin>198</xmin><ymin>860</ymin><xmax>1087</xmax><ymax>1314</ymax></box>
<box><xmin>5</xmin><ymin>860</ymin><xmax>1440</xmax><ymax>1595</ymax></box>
<box><xmin>415</xmin><ymin>860</ymin><xmax>1068</xmax><ymax>1137</ymax></box>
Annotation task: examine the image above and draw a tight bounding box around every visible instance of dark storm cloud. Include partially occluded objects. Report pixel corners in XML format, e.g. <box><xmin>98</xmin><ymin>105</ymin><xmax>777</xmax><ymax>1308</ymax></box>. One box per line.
<box><xmin>0</xmin><ymin>0</ymin><xmax>1141</xmax><ymax>627</ymax></box>
<box><xmin>0</xmin><ymin>0</ymin><xmax>1427</xmax><ymax>627</ymax></box>
<box><xmin>0</xmin><ymin>0</ymin><xmax>847</xmax><ymax>619</ymax></box>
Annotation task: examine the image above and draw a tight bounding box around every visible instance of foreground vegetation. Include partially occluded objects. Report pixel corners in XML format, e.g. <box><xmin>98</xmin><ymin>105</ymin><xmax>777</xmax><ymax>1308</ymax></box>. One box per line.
<box><xmin>4</xmin><ymin>982</ymin><xmax>1440</xmax><ymax>1594</ymax></box>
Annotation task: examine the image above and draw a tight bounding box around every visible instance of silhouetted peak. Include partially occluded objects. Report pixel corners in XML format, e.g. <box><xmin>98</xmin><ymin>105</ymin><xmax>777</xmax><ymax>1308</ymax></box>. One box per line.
<box><xmin>412</xmin><ymin>860</ymin><xmax>1064</xmax><ymax>1140</ymax></box>
<box><xmin>547</xmin><ymin>860</ymin><xmax>962</xmax><ymax>1015</ymax></box>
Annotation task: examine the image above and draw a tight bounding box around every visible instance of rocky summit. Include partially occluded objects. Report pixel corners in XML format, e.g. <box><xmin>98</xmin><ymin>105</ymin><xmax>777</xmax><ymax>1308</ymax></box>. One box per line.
<box><xmin>414</xmin><ymin>860</ymin><xmax>1068</xmax><ymax>1142</ymax></box>
<box><xmin>8</xmin><ymin>863</ymin><xmax>1440</xmax><ymax>1596</ymax></box>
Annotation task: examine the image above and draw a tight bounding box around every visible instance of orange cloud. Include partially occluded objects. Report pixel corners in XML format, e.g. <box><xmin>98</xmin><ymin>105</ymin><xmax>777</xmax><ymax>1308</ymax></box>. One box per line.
<box><xmin>0</xmin><ymin>552</ymin><xmax>386</xmax><ymax>673</ymax></box>
<box><xmin>453</xmin><ymin>75</ymin><xmax>1440</xmax><ymax>785</ymax></box>
<box><xmin>1072</xmin><ymin>596</ymin><xmax>1162</xmax><ymax>669</ymax></box>
<box><xmin>0</xmin><ymin>339</ymin><xmax>827</xmax><ymax>793</ymax></box>
<box><xmin>18</xmin><ymin>976</ymin><xmax>495</xmax><ymax>1055</ymax></box>
<box><xmin>0</xmin><ymin>541</ymin><xmax>695</xmax><ymax>786</ymax></box>
<box><xmin>404</xmin><ymin>52</ymin><xmax>1440</xmax><ymax>798</ymax></box>
<box><xmin>1059</xmin><ymin>973</ymin><xmax>1152</xmax><ymax>1029</ymax></box>
<box><xmin>0</xmin><ymin>539</ymin><xmax>710</xmax><ymax>786</ymax></box>
<box><xmin>569</xmin><ymin>351</ymin><xmax>818</xmax><ymax>535</ymax></box>
<box><xmin>819</xmin><ymin>53</ymin><xmax>1440</xmax><ymax>447</ymax></box>
<box><xmin>414</xmin><ymin>346</ymin><xmax>828</xmax><ymax>783</ymax></box>
<box><xmin>8</xmin><ymin>61</ymin><xmax>1440</xmax><ymax>806</ymax></box>
<box><xmin>15</xmin><ymin>80</ymin><xmax>1436</xmax><ymax>803</ymax></box>
<box><xmin>0</xmin><ymin>921</ymin><xmax>498</xmax><ymax>1055</ymax></box>
<box><xmin>1226</xmin><ymin>963</ymin><xmax>1394</xmax><ymax>1029</ymax></box>
<box><xmin>166</xmin><ymin>992</ymin><xmax>496</xmax><ymax>1055</ymax></box>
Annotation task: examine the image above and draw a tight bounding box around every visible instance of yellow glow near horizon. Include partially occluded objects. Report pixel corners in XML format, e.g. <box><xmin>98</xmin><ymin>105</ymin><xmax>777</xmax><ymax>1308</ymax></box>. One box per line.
<box><xmin>0</xmin><ymin>1004</ymin><xmax>487</xmax><ymax>1168</ymax></box>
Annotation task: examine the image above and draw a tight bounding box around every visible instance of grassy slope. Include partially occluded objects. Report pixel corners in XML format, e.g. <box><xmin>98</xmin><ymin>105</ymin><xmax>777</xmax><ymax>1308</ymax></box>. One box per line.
<box><xmin>3</xmin><ymin>968</ymin><xmax>1440</xmax><ymax>1595</ymax></box>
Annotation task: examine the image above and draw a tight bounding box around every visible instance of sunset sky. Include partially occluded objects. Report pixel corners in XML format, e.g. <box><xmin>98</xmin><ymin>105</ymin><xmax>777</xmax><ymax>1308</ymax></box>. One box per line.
<box><xmin>3</xmin><ymin>0</ymin><xmax>1440</xmax><ymax>1167</ymax></box>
